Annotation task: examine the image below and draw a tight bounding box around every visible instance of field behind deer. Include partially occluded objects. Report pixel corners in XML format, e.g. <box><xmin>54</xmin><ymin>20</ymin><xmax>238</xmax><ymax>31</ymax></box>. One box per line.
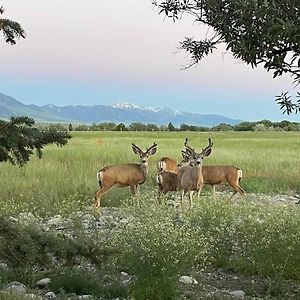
<box><xmin>0</xmin><ymin>131</ymin><xmax>300</xmax><ymax>299</ymax></box>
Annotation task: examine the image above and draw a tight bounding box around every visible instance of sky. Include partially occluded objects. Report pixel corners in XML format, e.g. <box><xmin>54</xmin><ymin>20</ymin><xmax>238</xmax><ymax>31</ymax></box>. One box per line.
<box><xmin>0</xmin><ymin>0</ymin><xmax>299</xmax><ymax>122</ymax></box>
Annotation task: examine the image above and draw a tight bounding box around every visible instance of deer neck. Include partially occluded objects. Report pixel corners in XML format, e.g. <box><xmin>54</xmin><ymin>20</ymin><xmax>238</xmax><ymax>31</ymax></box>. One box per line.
<box><xmin>140</xmin><ymin>162</ymin><xmax>148</xmax><ymax>179</ymax></box>
<box><xmin>192</xmin><ymin>164</ymin><xmax>202</xmax><ymax>181</ymax></box>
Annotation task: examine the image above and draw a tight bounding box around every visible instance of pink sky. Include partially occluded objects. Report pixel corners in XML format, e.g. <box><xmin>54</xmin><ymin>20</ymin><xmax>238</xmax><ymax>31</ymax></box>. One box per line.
<box><xmin>0</xmin><ymin>0</ymin><xmax>298</xmax><ymax>121</ymax></box>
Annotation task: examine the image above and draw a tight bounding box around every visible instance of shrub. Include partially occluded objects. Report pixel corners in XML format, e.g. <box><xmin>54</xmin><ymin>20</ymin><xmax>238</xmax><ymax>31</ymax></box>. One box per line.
<box><xmin>109</xmin><ymin>199</ymin><xmax>209</xmax><ymax>300</ymax></box>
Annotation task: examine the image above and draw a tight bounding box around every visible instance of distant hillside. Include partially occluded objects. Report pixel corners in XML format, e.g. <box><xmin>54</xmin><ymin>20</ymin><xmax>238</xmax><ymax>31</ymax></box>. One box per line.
<box><xmin>0</xmin><ymin>93</ymin><xmax>242</xmax><ymax>126</ymax></box>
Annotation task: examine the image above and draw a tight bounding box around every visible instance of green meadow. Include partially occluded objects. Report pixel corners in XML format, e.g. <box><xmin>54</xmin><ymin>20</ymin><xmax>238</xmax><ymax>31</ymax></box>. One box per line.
<box><xmin>1</xmin><ymin>131</ymin><xmax>300</xmax><ymax>299</ymax></box>
<box><xmin>0</xmin><ymin>131</ymin><xmax>299</xmax><ymax>216</ymax></box>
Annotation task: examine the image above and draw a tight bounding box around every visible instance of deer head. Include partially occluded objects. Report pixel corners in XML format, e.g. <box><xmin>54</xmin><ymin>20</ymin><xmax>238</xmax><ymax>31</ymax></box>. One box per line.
<box><xmin>132</xmin><ymin>142</ymin><xmax>157</xmax><ymax>164</ymax></box>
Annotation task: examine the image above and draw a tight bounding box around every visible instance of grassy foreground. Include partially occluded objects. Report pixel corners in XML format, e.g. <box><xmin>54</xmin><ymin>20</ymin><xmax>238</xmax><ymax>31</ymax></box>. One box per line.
<box><xmin>0</xmin><ymin>131</ymin><xmax>300</xmax><ymax>299</ymax></box>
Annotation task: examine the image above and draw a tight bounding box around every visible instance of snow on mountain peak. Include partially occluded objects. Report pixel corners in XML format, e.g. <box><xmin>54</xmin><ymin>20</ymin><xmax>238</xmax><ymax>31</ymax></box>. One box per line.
<box><xmin>112</xmin><ymin>102</ymin><xmax>160</xmax><ymax>112</ymax></box>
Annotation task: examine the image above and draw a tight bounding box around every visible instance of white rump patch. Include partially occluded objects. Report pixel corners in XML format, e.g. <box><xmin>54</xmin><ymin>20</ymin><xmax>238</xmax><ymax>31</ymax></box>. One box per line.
<box><xmin>158</xmin><ymin>161</ymin><xmax>166</xmax><ymax>172</ymax></box>
<box><xmin>238</xmin><ymin>169</ymin><xmax>243</xmax><ymax>179</ymax></box>
<box><xmin>97</xmin><ymin>170</ymin><xmax>104</xmax><ymax>183</ymax></box>
<box><xmin>156</xmin><ymin>174</ymin><xmax>163</xmax><ymax>185</ymax></box>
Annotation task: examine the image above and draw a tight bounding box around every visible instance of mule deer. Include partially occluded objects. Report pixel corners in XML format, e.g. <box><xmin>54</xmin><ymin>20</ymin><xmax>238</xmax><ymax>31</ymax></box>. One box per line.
<box><xmin>185</xmin><ymin>138</ymin><xmax>245</xmax><ymax>199</ymax></box>
<box><xmin>157</xmin><ymin>149</ymin><xmax>192</xmax><ymax>201</ymax></box>
<box><xmin>201</xmin><ymin>165</ymin><xmax>245</xmax><ymax>199</ymax></box>
<box><xmin>94</xmin><ymin>143</ymin><xmax>157</xmax><ymax>208</ymax></box>
<box><xmin>157</xmin><ymin>157</ymin><xmax>178</xmax><ymax>173</ymax></box>
<box><xmin>179</xmin><ymin>138</ymin><xmax>213</xmax><ymax>207</ymax></box>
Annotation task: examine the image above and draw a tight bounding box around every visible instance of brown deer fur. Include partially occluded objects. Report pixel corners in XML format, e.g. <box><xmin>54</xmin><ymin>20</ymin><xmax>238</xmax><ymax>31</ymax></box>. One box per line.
<box><xmin>94</xmin><ymin>143</ymin><xmax>157</xmax><ymax>208</ymax></box>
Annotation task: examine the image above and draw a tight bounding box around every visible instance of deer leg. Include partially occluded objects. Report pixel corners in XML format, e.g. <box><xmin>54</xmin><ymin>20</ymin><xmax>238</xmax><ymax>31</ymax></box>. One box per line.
<box><xmin>129</xmin><ymin>185</ymin><xmax>137</xmax><ymax>205</ymax></box>
<box><xmin>228</xmin><ymin>190</ymin><xmax>237</xmax><ymax>200</ymax></box>
<box><xmin>180</xmin><ymin>189</ymin><xmax>185</xmax><ymax>206</ymax></box>
<box><xmin>188</xmin><ymin>189</ymin><xmax>194</xmax><ymax>207</ymax></box>
<box><xmin>237</xmin><ymin>185</ymin><xmax>245</xmax><ymax>196</ymax></box>
<box><xmin>212</xmin><ymin>185</ymin><xmax>216</xmax><ymax>198</ymax></box>
<box><xmin>228</xmin><ymin>184</ymin><xmax>245</xmax><ymax>200</ymax></box>
<box><xmin>94</xmin><ymin>185</ymin><xmax>112</xmax><ymax>208</ymax></box>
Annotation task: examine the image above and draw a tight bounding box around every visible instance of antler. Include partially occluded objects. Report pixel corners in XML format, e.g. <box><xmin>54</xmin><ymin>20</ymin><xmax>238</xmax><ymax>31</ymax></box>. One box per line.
<box><xmin>184</xmin><ymin>137</ymin><xmax>195</xmax><ymax>156</ymax></box>
<box><xmin>201</xmin><ymin>138</ymin><xmax>213</xmax><ymax>156</ymax></box>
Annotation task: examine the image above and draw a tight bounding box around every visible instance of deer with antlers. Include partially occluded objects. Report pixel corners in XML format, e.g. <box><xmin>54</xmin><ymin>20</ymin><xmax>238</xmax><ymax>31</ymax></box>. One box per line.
<box><xmin>157</xmin><ymin>137</ymin><xmax>245</xmax><ymax>201</ymax></box>
<box><xmin>179</xmin><ymin>138</ymin><xmax>213</xmax><ymax>206</ymax></box>
<box><xmin>94</xmin><ymin>142</ymin><xmax>157</xmax><ymax>208</ymax></box>
<box><xmin>184</xmin><ymin>138</ymin><xmax>245</xmax><ymax>199</ymax></box>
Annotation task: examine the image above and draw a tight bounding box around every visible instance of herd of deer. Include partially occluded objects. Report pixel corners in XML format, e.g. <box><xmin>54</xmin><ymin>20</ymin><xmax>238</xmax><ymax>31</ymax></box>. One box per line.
<box><xmin>94</xmin><ymin>138</ymin><xmax>245</xmax><ymax>208</ymax></box>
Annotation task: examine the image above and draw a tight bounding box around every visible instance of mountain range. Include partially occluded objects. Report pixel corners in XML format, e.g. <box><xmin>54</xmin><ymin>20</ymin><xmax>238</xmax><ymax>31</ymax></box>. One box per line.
<box><xmin>0</xmin><ymin>92</ymin><xmax>242</xmax><ymax>126</ymax></box>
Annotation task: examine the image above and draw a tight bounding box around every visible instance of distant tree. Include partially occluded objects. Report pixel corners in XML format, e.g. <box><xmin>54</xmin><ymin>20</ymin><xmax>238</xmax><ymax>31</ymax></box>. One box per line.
<box><xmin>0</xmin><ymin>116</ymin><xmax>71</xmax><ymax>167</ymax></box>
<box><xmin>75</xmin><ymin>124</ymin><xmax>89</xmax><ymax>131</ymax></box>
<box><xmin>129</xmin><ymin>122</ymin><xmax>147</xmax><ymax>131</ymax></box>
<box><xmin>234</xmin><ymin>122</ymin><xmax>255</xmax><ymax>131</ymax></box>
<box><xmin>167</xmin><ymin>122</ymin><xmax>176</xmax><ymax>131</ymax></box>
<box><xmin>153</xmin><ymin>1</ymin><xmax>300</xmax><ymax>114</ymax></box>
<box><xmin>97</xmin><ymin>122</ymin><xmax>117</xmax><ymax>131</ymax></box>
<box><xmin>180</xmin><ymin>123</ymin><xmax>190</xmax><ymax>131</ymax></box>
<box><xmin>114</xmin><ymin>123</ymin><xmax>127</xmax><ymax>131</ymax></box>
<box><xmin>49</xmin><ymin>123</ymin><xmax>67</xmax><ymax>131</ymax></box>
<box><xmin>213</xmin><ymin>123</ymin><xmax>233</xmax><ymax>131</ymax></box>
<box><xmin>68</xmin><ymin>123</ymin><xmax>73</xmax><ymax>131</ymax></box>
<box><xmin>253</xmin><ymin>123</ymin><xmax>267</xmax><ymax>131</ymax></box>
<box><xmin>146</xmin><ymin>123</ymin><xmax>159</xmax><ymax>131</ymax></box>
<box><xmin>0</xmin><ymin>5</ymin><xmax>25</xmax><ymax>44</ymax></box>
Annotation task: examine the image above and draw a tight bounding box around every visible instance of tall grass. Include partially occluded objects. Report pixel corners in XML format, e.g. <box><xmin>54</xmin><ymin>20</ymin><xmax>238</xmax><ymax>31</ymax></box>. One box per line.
<box><xmin>0</xmin><ymin>131</ymin><xmax>299</xmax><ymax>216</ymax></box>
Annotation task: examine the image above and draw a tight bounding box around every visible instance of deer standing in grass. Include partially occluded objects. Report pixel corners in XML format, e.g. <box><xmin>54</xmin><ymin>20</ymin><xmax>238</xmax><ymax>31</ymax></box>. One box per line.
<box><xmin>184</xmin><ymin>138</ymin><xmax>245</xmax><ymax>199</ymax></box>
<box><xmin>157</xmin><ymin>138</ymin><xmax>245</xmax><ymax>201</ymax></box>
<box><xmin>179</xmin><ymin>138</ymin><xmax>213</xmax><ymax>207</ymax></box>
<box><xmin>94</xmin><ymin>143</ymin><xmax>157</xmax><ymax>208</ymax></box>
<box><xmin>156</xmin><ymin>141</ymin><xmax>191</xmax><ymax>201</ymax></box>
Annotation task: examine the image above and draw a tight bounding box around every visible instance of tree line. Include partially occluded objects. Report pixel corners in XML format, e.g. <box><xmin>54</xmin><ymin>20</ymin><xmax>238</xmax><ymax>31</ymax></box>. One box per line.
<box><xmin>44</xmin><ymin>120</ymin><xmax>300</xmax><ymax>132</ymax></box>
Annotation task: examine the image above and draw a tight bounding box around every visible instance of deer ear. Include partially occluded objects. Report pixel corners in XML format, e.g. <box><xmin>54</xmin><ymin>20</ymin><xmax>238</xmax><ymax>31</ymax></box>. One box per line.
<box><xmin>148</xmin><ymin>146</ymin><xmax>157</xmax><ymax>155</ymax></box>
<box><xmin>204</xmin><ymin>148</ymin><xmax>212</xmax><ymax>157</ymax></box>
<box><xmin>132</xmin><ymin>143</ymin><xmax>142</xmax><ymax>155</ymax></box>
<box><xmin>146</xmin><ymin>143</ymin><xmax>157</xmax><ymax>155</ymax></box>
<box><xmin>181</xmin><ymin>150</ymin><xmax>189</xmax><ymax>161</ymax></box>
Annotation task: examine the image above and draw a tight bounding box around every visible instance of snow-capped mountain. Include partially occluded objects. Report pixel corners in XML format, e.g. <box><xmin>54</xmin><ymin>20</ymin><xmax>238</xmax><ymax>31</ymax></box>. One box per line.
<box><xmin>112</xmin><ymin>102</ymin><xmax>161</xmax><ymax>113</ymax></box>
<box><xmin>0</xmin><ymin>93</ymin><xmax>242</xmax><ymax>126</ymax></box>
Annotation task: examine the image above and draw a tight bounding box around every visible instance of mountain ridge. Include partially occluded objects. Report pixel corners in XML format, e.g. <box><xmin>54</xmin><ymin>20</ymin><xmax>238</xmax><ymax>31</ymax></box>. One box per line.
<box><xmin>0</xmin><ymin>93</ymin><xmax>243</xmax><ymax>126</ymax></box>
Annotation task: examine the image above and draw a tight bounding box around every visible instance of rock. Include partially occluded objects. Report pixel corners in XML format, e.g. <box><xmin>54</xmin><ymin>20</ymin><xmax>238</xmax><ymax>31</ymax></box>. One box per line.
<box><xmin>36</xmin><ymin>277</ymin><xmax>51</xmax><ymax>288</ymax></box>
<box><xmin>121</xmin><ymin>279</ymin><xmax>131</xmax><ymax>286</ymax></box>
<box><xmin>4</xmin><ymin>281</ymin><xmax>27</xmax><ymax>294</ymax></box>
<box><xmin>18</xmin><ymin>212</ymin><xmax>36</xmax><ymax>222</ymax></box>
<box><xmin>120</xmin><ymin>271</ymin><xmax>129</xmax><ymax>277</ymax></box>
<box><xmin>0</xmin><ymin>262</ymin><xmax>8</xmax><ymax>270</ymax></box>
<box><xmin>178</xmin><ymin>275</ymin><xmax>198</xmax><ymax>285</ymax></box>
<box><xmin>47</xmin><ymin>215</ymin><xmax>64</xmax><ymax>226</ymax></box>
<box><xmin>24</xmin><ymin>294</ymin><xmax>43</xmax><ymax>299</ymax></box>
<box><xmin>229</xmin><ymin>290</ymin><xmax>245</xmax><ymax>299</ymax></box>
<box><xmin>44</xmin><ymin>291</ymin><xmax>56</xmax><ymax>299</ymax></box>
<box><xmin>78</xmin><ymin>295</ymin><xmax>92</xmax><ymax>299</ymax></box>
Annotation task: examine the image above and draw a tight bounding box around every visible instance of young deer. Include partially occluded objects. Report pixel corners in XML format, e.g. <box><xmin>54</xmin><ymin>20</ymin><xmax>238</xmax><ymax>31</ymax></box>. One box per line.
<box><xmin>94</xmin><ymin>143</ymin><xmax>157</xmax><ymax>208</ymax></box>
<box><xmin>179</xmin><ymin>138</ymin><xmax>213</xmax><ymax>207</ymax></box>
<box><xmin>156</xmin><ymin>149</ymin><xmax>191</xmax><ymax>201</ymax></box>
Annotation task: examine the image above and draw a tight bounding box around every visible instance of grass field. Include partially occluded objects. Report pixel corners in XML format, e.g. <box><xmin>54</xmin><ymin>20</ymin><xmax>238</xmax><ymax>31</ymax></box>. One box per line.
<box><xmin>0</xmin><ymin>130</ymin><xmax>299</xmax><ymax>216</ymax></box>
<box><xmin>1</xmin><ymin>131</ymin><xmax>300</xmax><ymax>299</ymax></box>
